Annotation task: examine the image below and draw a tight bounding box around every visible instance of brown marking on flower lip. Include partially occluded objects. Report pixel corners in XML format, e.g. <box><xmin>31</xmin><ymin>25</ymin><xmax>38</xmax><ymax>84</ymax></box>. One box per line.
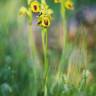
<box><xmin>68</xmin><ymin>4</ymin><xmax>74</xmax><ymax>10</ymax></box>
<box><xmin>44</xmin><ymin>19</ymin><xmax>48</xmax><ymax>25</ymax></box>
<box><xmin>33</xmin><ymin>5</ymin><xmax>37</xmax><ymax>11</ymax></box>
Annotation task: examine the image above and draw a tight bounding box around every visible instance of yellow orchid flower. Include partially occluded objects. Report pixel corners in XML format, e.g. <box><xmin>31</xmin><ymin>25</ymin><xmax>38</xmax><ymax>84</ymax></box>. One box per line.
<box><xmin>42</xmin><ymin>16</ymin><xmax>50</xmax><ymax>27</ymax></box>
<box><xmin>37</xmin><ymin>1</ymin><xmax>53</xmax><ymax>28</ymax></box>
<box><xmin>47</xmin><ymin>9</ymin><xmax>53</xmax><ymax>15</ymax></box>
<box><xmin>19</xmin><ymin>7</ymin><xmax>28</xmax><ymax>16</ymax></box>
<box><xmin>53</xmin><ymin>0</ymin><xmax>74</xmax><ymax>10</ymax></box>
<box><xmin>38</xmin><ymin>15</ymin><xmax>51</xmax><ymax>28</ymax></box>
<box><xmin>30</xmin><ymin>1</ymin><xmax>40</xmax><ymax>13</ymax></box>
<box><xmin>65</xmin><ymin>0</ymin><xmax>74</xmax><ymax>10</ymax></box>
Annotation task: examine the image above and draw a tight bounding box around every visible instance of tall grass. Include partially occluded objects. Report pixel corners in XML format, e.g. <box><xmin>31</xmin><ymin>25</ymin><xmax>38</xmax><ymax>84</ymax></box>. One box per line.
<box><xmin>0</xmin><ymin>0</ymin><xmax>96</xmax><ymax>96</ymax></box>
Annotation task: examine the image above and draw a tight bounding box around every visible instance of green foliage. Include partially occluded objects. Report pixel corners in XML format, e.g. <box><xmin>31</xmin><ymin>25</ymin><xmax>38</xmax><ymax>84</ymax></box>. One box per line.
<box><xmin>0</xmin><ymin>0</ymin><xmax>96</xmax><ymax>96</ymax></box>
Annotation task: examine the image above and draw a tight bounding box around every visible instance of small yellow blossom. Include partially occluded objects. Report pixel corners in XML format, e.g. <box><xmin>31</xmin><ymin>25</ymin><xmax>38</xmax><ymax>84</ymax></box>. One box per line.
<box><xmin>65</xmin><ymin>0</ymin><xmax>74</xmax><ymax>10</ymax></box>
<box><xmin>30</xmin><ymin>1</ymin><xmax>40</xmax><ymax>13</ymax></box>
<box><xmin>54</xmin><ymin>0</ymin><xmax>61</xmax><ymax>3</ymax></box>
<box><xmin>42</xmin><ymin>16</ymin><xmax>50</xmax><ymax>27</ymax></box>
<box><xmin>40</xmin><ymin>8</ymin><xmax>53</xmax><ymax>19</ymax></box>
<box><xmin>40</xmin><ymin>3</ymin><xmax>48</xmax><ymax>14</ymax></box>
<box><xmin>47</xmin><ymin>9</ymin><xmax>53</xmax><ymax>15</ymax></box>
<box><xmin>19</xmin><ymin>7</ymin><xmax>27</xmax><ymax>16</ymax></box>
<box><xmin>37</xmin><ymin>2</ymin><xmax>53</xmax><ymax>28</ymax></box>
<box><xmin>38</xmin><ymin>15</ymin><xmax>50</xmax><ymax>28</ymax></box>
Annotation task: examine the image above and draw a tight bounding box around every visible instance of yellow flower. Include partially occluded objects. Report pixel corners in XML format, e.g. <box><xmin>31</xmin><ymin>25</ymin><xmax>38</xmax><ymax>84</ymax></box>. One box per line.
<box><xmin>30</xmin><ymin>1</ymin><xmax>40</xmax><ymax>13</ymax></box>
<box><xmin>42</xmin><ymin>16</ymin><xmax>50</xmax><ymax>27</ymax></box>
<box><xmin>65</xmin><ymin>0</ymin><xmax>74</xmax><ymax>10</ymax></box>
<box><xmin>47</xmin><ymin>9</ymin><xmax>53</xmax><ymax>15</ymax></box>
<box><xmin>38</xmin><ymin>15</ymin><xmax>50</xmax><ymax>28</ymax></box>
<box><xmin>19</xmin><ymin>7</ymin><xmax>27</xmax><ymax>16</ymax></box>
<box><xmin>54</xmin><ymin>0</ymin><xmax>61</xmax><ymax>3</ymax></box>
<box><xmin>37</xmin><ymin>2</ymin><xmax>53</xmax><ymax>28</ymax></box>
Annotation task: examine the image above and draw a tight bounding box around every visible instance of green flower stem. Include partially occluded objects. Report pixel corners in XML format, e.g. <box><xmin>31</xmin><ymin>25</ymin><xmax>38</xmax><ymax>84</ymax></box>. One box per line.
<box><xmin>41</xmin><ymin>0</ymin><xmax>48</xmax><ymax>95</ymax></box>
<box><xmin>59</xmin><ymin>0</ymin><xmax>67</xmax><ymax>69</ymax></box>
<box><xmin>61</xmin><ymin>0</ymin><xmax>67</xmax><ymax>48</ymax></box>
<box><xmin>42</xmin><ymin>28</ymin><xmax>48</xmax><ymax>74</ymax></box>
<box><xmin>41</xmin><ymin>28</ymin><xmax>48</xmax><ymax>96</ymax></box>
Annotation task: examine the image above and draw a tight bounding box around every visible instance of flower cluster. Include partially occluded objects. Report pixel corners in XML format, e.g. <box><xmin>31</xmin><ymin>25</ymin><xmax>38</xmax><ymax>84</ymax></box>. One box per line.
<box><xmin>19</xmin><ymin>0</ymin><xmax>40</xmax><ymax>16</ymax></box>
<box><xmin>19</xmin><ymin>0</ymin><xmax>74</xmax><ymax>27</ymax></box>
<box><xmin>37</xmin><ymin>2</ymin><xmax>53</xmax><ymax>28</ymax></box>
<box><xmin>54</xmin><ymin>0</ymin><xmax>74</xmax><ymax>10</ymax></box>
<box><xmin>19</xmin><ymin>0</ymin><xmax>53</xmax><ymax>28</ymax></box>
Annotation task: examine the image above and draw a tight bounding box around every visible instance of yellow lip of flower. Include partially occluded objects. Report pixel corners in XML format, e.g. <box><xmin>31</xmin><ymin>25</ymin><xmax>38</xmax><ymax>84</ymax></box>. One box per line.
<box><xmin>42</xmin><ymin>16</ymin><xmax>50</xmax><ymax>28</ymax></box>
<box><xmin>65</xmin><ymin>0</ymin><xmax>74</xmax><ymax>10</ymax></box>
<box><xmin>30</xmin><ymin>1</ymin><xmax>40</xmax><ymax>13</ymax></box>
<box><xmin>19</xmin><ymin>7</ymin><xmax>27</xmax><ymax>16</ymax></box>
<box><xmin>37</xmin><ymin>15</ymin><xmax>50</xmax><ymax>28</ymax></box>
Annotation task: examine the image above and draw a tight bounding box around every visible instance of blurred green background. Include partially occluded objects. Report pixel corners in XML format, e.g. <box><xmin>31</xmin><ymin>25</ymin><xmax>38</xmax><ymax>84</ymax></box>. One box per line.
<box><xmin>0</xmin><ymin>0</ymin><xmax>96</xmax><ymax>96</ymax></box>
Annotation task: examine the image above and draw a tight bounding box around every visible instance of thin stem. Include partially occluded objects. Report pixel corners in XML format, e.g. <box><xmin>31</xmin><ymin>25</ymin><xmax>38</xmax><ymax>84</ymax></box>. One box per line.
<box><xmin>42</xmin><ymin>28</ymin><xmax>48</xmax><ymax>74</ymax></box>
<box><xmin>42</xmin><ymin>29</ymin><xmax>46</xmax><ymax>64</ymax></box>
<box><xmin>61</xmin><ymin>0</ymin><xmax>67</xmax><ymax>48</ymax></box>
<box><xmin>45</xmin><ymin>29</ymin><xmax>48</xmax><ymax>69</ymax></box>
<box><xmin>41</xmin><ymin>28</ymin><xmax>48</xmax><ymax>96</ymax></box>
<box><xmin>59</xmin><ymin>0</ymin><xmax>67</xmax><ymax>70</ymax></box>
